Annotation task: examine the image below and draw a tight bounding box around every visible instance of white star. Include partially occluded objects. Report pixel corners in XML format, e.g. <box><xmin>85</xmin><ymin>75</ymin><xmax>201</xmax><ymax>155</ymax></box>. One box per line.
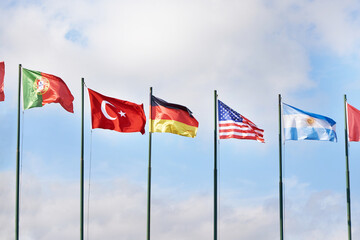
<box><xmin>119</xmin><ymin>110</ymin><xmax>126</xmax><ymax>117</ymax></box>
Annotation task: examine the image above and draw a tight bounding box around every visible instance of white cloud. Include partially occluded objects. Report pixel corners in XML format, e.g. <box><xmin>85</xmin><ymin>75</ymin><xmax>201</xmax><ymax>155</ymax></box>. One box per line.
<box><xmin>0</xmin><ymin>171</ymin><xmax>358</xmax><ymax>240</ymax></box>
<box><xmin>1</xmin><ymin>1</ymin><xmax>360</xmax><ymax>239</ymax></box>
<box><xmin>0</xmin><ymin>1</ymin><xmax>310</xmax><ymax>102</ymax></box>
<box><xmin>274</xmin><ymin>0</ymin><xmax>360</xmax><ymax>55</ymax></box>
<box><xmin>1</xmin><ymin>0</ymin><xmax>360</xmax><ymax>138</ymax></box>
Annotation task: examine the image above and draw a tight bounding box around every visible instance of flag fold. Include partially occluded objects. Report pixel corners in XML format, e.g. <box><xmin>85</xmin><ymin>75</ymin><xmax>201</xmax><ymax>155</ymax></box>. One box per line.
<box><xmin>0</xmin><ymin>61</ymin><xmax>4</xmax><ymax>101</ymax></box>
<box><xmin>282</xmin><ymin>103</ymin><xmax>337</xmax><ymax>142</ymax></box>
<box><xmin>88</xmin><ymin>88</ymin><xmax>146</xmax><ymax>134</ymax></box>
<box><xmin>22</xmin><ymin>68</ymin><xmax>74</xmax><ymax>112</ymax></box>
<box><xmin>218</xmin><ymin>100</ymin><xmax>264</xmax><ymax>142</ymax></box>
<box><xmin>347</xmin><ymin>103</ymin><xmax>360</xmax><ymax>142</ymax></box>
<box><xmin>150</xmin><ymin>95</ymin><xmax>198</xmax><ymax>137</ymax></box>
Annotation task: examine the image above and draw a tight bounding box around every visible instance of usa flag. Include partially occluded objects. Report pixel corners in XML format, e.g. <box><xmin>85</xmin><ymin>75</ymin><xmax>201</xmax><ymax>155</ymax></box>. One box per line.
<box><xmin>218</xmin><ymin>100</ymin><xmax>264</xmax><ymax>142</ymax></box>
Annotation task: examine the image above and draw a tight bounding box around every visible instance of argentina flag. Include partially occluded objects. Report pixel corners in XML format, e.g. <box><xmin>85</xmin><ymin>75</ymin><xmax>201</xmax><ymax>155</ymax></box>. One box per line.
<box><xmin>282</xmin><ymin>103</ymin><xmax>337</xmax><ymax>142</ymax></box>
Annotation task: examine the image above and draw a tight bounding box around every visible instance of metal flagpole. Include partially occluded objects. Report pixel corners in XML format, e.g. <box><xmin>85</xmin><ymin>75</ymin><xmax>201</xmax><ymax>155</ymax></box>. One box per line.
<box><xmin>15</xmin><ymin>64</ymin><xmax>22</xmax><ymax>240</ymax></box>
<box><xmin>214</xmin><ymin>90</ymin><xmax>218</xmax><ymax>240</ymax></box>
<box><xmin>80</xmin><ymin>78</ymin><xmax>85</xmax><ymax>240</ymax></box>
<box><xmin>344</xmin><ymin>94</ymin><xmax>352</xmax><ymax>240</ymax></box>
<box><xmin>278</xmin><ymin>94</ymin><xmax>284</xmax><ymax>240</ymax></box>
<box><xmin>147</xmin><ymin>87</ymin><xmax>153</xmax><ymax>240</ymax></box>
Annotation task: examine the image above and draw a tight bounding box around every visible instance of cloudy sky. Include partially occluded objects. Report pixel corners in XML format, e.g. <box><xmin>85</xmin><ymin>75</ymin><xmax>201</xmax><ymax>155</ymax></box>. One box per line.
<box><xmin>1</xmin><ymin>0</ymin><xmax>360</xmax><ymax>239</ymax></box>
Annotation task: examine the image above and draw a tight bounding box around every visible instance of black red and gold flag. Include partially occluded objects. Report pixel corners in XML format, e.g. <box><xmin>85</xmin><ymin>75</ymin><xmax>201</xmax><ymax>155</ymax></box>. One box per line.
<box><xmin>150</xmin><ymin>95</ymin><xmax>198</xmax><ymax>138</ymax></box>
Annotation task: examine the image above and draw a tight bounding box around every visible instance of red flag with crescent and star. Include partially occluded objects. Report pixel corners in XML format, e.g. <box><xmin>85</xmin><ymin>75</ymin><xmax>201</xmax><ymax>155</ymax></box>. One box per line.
<box><xmin>88</xmin><ymin>88</ymin><xmax>146</xmax><ymax>134</ymax></box>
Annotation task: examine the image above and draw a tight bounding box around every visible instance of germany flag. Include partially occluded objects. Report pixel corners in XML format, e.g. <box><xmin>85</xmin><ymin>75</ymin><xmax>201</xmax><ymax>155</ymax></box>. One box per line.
<box><xmin>150</xmin><ymin>95</ymin><xmax>198</xmax><ymax>138</ymax></box>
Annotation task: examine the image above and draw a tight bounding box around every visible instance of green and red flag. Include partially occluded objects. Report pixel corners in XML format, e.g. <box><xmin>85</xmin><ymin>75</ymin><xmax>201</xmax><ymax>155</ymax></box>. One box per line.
<box><xmin>22</xmin><ymin>68</ymin><xmax>74</xmax><ymax>113</ymax></box>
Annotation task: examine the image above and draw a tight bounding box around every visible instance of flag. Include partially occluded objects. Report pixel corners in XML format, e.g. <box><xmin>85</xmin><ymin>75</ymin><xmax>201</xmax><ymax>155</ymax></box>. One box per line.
<box><xmin>282</xmin><ymin>103</ymin><xmax>337</xmax><ymax>141</ymax></box>
<box><xmin>88</xmin><ymin>88</ymin><xmax>146</xmax><ymax>134</ymax></box>
<box><xmin>218</xmin><ymin>100</ymin><xmax>264</xmax><ymax>142</ymax></box>
<box><xmin>150</xmin><ymin>95</ymin><xmax>198</xmax><ymax>137</ymax></box>
<box><xmin>0</xmin><ymin>61</ymin><xmax>4</xmax><ymax>101</ymax></box>
<box><xmin>22</xmin><ymin>68</ymin><xmax>74</xmax><ymax>112</ymax></box>
<box><xmin>347</xmin><ymin>103</ymin><xmax>360</xmax><ymax>142</ymax></box>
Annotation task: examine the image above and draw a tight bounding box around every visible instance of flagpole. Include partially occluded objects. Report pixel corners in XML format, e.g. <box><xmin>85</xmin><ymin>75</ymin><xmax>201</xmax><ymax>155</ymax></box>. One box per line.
<box><xmin>147</xmin><ymin>87</ymin><xmax>153</xmax><ymax>240</ymax></box>
<box><xmin>278</xmin><ymin>94</ymin><xmax>284</xmax><ymax>240</ymax></box>
<box><xmin>15</xmin><ymin>64</ymin><xmax>22</xmax><ymax>240</ymax></box>
<box><xmin>80</xmin><ymin>78</ymin><xmax>85</xmax><ymax>240</ymax></box>
<box><xmin>214</xmin><ymin>90</ymin><xmax>218</xmax><ymax>240</ymax></box>
<box><xmin>344</xmin><ymin>94</ymin><xmax>352</xmax><ymax>240</ymax></box>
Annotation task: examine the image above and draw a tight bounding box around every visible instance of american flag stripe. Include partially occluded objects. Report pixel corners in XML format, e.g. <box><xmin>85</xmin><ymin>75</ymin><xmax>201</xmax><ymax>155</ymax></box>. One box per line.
<box><xmin>219</xmin><ymin>132</ymin><xmax>265</xmax><ymax>142</ymax></box>
<box><xmin>219</xmin><ymin>122</ymin><xmax>250</xmax><ymax>127</ymax></box>
<box><xmin>219</xmin><ymin>135</ymin><xmax>260</xmax><ymax>140</ymax></box>
<box><xmin>219</xmin><ymin>123</ymin><xmax>264</xmax><ymax>132</ymax></box>
<box><xmin>219</xmin><ymin>125</ymin><xmax>252</xmax><ymax>131</ymax></box>
<box><xmin>219</xmin><ymin>130</ymin><xmax>264</xmax><ymax>137</ymax></box>
<box><xmin>219</xmin><ymin>131</ymin><xmax>258</xmax><ymax>137</ymax></box>
<box><xmin>218</xmin><ymin>100</ymin><xmax>264</xmax><ymax>142</ymax></box>
<box><xmin>219</xmin><ymin>129</ymin><xmax>264</xmax><ymax>136</ymax></box>
<box><xmin>219</xmin><ymin>124</ymin><xmax>263</xmax><ymax>132</ymax></box>
<box><xmin>219</xmin><ymin>120</ymin><xmax>261</xmax><ymax>129</ymax></box>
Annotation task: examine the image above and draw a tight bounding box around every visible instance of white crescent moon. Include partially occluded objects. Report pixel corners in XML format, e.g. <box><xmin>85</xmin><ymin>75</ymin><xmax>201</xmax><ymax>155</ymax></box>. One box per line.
<box><xmin>101</xmin><ymin>100</ymin><xmax>117</xmax><ymax>120</ymax></box>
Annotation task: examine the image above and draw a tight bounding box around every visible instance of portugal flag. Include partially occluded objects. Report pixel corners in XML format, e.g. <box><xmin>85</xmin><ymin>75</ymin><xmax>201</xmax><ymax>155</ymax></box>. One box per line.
<box><xmin>88</xmin><ymin>88</ymin><xmax>146</xmax><ymax>134</ymax></box>
<box><xmin>0</xmin><ymin>61</ymin><xmax>4</xmax><ymax>101</ymax></box>
<box><xmin>150</xmin><ymin>95</ymin><xmax>198</xmax><ymax>138</ymax></box>
<box><xmin>22</xmin><ymin>68</ymin><xmax>74</xmax><ymax>112</ymax></box>
<box><xmin>347</xmin><ymin>103</ymin><xmax>360</xmax><ymax>142</ymax></box>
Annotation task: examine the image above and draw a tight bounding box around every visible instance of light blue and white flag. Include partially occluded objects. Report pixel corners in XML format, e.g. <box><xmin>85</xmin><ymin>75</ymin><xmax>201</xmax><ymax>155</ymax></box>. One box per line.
<box><xmin>282</xmin><ymin>103</ymin><xmax>337</xmax><ymax>142</ymax></box>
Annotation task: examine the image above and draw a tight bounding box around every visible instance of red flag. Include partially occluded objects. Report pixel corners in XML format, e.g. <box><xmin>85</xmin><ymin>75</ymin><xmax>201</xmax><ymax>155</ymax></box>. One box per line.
<box><xmin>88</xmin><ymin>88</ymin><xmax>146</xmax><ymax>134</ymax></box>
<box><xmin>0</xmin><ymin>61</ymin><xmax>4</xmax><ymax>101</ymax></box>
<box><xmin>347</xmin><ymin>103</ymin><xmax>360</xmax><ymax>142</ymax></box>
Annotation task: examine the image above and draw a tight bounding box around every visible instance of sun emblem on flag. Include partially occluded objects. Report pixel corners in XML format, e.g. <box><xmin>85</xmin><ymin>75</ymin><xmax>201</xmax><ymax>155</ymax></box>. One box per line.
<box><xmin>306</xmin><ymin>117</ymin><xmax>315</xmax><ymax>126</ymax></box>
<box><xmin>33</xmin><ymin>77</ymin><xmax>50</xmax><ymax>95</ymax></box>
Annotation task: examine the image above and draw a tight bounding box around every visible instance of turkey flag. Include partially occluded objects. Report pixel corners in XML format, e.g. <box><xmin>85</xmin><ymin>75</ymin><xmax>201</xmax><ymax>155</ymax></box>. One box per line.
<box><xmin>88</xmin><ymin>88</ymin><xmax>146</xmax><ymax>134</ymax></box>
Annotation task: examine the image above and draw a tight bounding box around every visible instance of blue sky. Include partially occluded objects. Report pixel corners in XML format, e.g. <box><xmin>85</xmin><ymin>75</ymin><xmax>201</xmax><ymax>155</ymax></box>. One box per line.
<box><xmin>1</xmin><ymin>0</ymin><xmax>360</xmax><ymax>239</ymax></box>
